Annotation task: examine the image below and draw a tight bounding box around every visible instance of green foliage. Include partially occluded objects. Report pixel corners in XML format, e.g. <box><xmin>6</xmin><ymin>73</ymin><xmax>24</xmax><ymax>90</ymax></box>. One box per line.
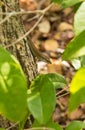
<box><xmin>62</xmin><ymin>31</ymin><xmax>85</xmax><ymax>60</ymax></box>
<box><xmin>0</xmin><ymin>128</ymin><xmax>6</xmax><ymax>130</ymax></box>
<box><xmin>32</xmin><ymin>119</ymin><xmax>63</xmax><ymax>130</ymax></box>
<box><xmin>43</xmin><ymin>73</ymin><xmax>67</xmax><ymax>89</ymax></box>
<box><xmin>51</xmin><ymin>0</ymin><xmax>83</xmax><ymax>8</ymax></box>
<box><xmin>61</xmin><ymin>0</ymin><xmax>83</xmax><ymax>8</ymax></box>
<box><xmin>65</xmin><ymin>121</ymin><xmax>85</xmax><ymax>130</ymax></box>
<box><xmin>0</xmin><ymin>46</ymin><xmax>27</xmax><ymax>121</ymax></box>
<box><xmin>74</xmin><ymin>2</ymin><xmax>85</xmax><ymax>35</ymax></box>
<box><xmin>80</xmin><ymin>55</ymin><xmax>85</xmax><ymax>67</ymax></box>
<box><xmin>69</xmin><ymin>67</ymin><xmax>85</xmax><ymax>111</ymax></box>
<box><xmin>73</xmin><ymin>2</ymin><xmax>82</xmax><ymax>12</ymax></box>
<box><xmin>1</xmin><ymin>0</ymin><xmax>85</xmax><ymax>129</ymax></box>
<box><xmin>62</xmin><ymin>0</ymin><xmax>85</xmax><ymax>113</ymax></box>
<box><xmin>51</xmin><ymin>0</ymin><xmax>62</xmax><ymax>4</ymax></box>
<box><xmin>46</xmin><ymin>120</ymin><xmax>63</xmax><ymax>130</ymax></box>
<box><xmin>27</xmin><ymin>74</ymin><xmax>66</xmax><ymax>125</ymax></box>
<box><xmin>0</xmin><ymin>45</ymin><xmax>66</xmax><ymax>129</ymax></box>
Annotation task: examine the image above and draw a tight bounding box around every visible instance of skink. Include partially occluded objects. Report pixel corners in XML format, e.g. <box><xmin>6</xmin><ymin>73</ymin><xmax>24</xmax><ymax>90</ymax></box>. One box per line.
<box><xmin>28</xmin><ymin>37</ymin><xmax>51</xmax><ymax>63</ymax></box>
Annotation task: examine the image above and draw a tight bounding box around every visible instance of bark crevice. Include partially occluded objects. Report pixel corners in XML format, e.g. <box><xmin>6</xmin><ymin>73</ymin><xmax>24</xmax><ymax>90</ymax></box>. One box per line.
<box><xmin>0</xmin><ymin>0</ymin><xmax>38</xmax><ymax>85</ymax></box>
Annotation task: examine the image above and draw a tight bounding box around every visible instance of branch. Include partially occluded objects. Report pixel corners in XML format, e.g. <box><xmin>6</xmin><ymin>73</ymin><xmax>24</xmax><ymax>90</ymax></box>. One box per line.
<box><xmin>0</xmin><ymin>13</ymin><xmax>13</xmax><ymax>25</ymax></box>
<box><xmin>0</xmin><ymin>3</ymin><xmax>54</xmax><ymax>25</ymax></box>
<box><xmin>4</xmin><ymin>3</ymin><xmax>54</xmax><ymax>49</ymax></box>
<box><xmin>5</xmin><ymin>14</ymin><xmax>43</xmax><ymax>48</ymax></box>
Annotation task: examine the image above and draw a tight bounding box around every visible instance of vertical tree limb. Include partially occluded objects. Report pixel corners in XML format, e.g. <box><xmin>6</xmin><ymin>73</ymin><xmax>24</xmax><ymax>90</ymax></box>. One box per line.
<box><xmin>0</xmin><ymin>0</ymin><xmax>38</xmax><ymax>85</ymax></box>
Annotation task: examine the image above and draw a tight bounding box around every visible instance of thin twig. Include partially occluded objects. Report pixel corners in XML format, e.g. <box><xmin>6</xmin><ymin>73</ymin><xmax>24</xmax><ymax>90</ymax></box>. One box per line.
<box><xmin>0</xmin><ymin>9</ymin><xmax>46</xmax><ymax>16</ymax></box>
<box><xmin>0</xmin><ymin>2</ymin><xmax>54</xmax><ymax>25</ymax></box>
<box><xmin>5</xmin><ymin>14</ymin><xmax>43</xmax><ymax>48</ymax></box>
<box><xmin>27</xmin><ymin>15</ymin><xmax>39</xmax><ymax>22</ymax></box>
<box><xmin>24</xmin><ymin>127</ymin><xmax>54</xmax><ymax>130</ymax></box>
<box><xmin>0</xmin><ymin>2</ymin><xmax>54</xmax><ymax>16</ymax></box>
<box><xmin>37</xmin><ymin>0</ymin><xmax>47</xmax><ymax>10</ymax></box>
<box><xmin>4</xmin><ymin>3</ymin><xmax>54</xmax><ymax>49</ymax></box>
<box><xmin>56</xmin><ymin>86</ymin><xmax>69</xmax><ymax>96</ymax></box>
<box><xmin>0</xmin><ymin>13</ymin><xmax>13</xmax><ymax>25</ymax></box>
<box><xmin>0</xmin><ymin>11</ymin><xmax>42</xmax><ymax>25</ymax></box>
<box><xmin>6</xmin><ymin>122</ymin><xmax>19</xmax><ymax>130</ymax></box>
<box><xmin>57</xmin><ymin>91</ymin><xmax>70</xmax><ymax>99</ymax></box>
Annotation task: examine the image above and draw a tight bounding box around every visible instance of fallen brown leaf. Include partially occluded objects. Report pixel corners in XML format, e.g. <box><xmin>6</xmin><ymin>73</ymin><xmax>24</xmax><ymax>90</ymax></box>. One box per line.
<box><xmin>58</xmin><ymin>22</ymin><xmax>73</xmax><ymax>32</ymax></box>
<box><xmin>38</xmin><ymin>19</ymin><xmax>51</xmax><ymax>33</ymax></box>
<box><xmin>44</xmin><ymin>39</ymin><xmax>59</xmax><ymax>51</ymax></box>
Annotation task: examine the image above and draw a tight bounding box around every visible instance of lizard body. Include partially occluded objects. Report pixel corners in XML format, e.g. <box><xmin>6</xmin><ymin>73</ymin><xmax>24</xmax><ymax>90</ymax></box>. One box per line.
<box><xmin>28</xmin><ymin>37</ymin><xmax>51</xmax><ymax>63</ymax></box>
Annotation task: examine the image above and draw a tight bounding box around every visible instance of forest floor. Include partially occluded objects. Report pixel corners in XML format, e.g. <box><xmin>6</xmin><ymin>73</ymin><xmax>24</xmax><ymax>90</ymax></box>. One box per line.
<box><xmin>0</xmin><ymin>0</ymin><xmax>85</xmax><ymax>129</ymax></box>
<box><xmin>20</xmin><ymin>0</ymin><xmax>85</xmax><ymax>129</ymax></box>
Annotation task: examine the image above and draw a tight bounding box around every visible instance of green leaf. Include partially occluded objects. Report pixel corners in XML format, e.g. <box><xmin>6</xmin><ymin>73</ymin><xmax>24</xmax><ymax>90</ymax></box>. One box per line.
<box><xmin>51</xmin><ymin>0</ymin><xmax>83</xmax><ymax>8</ymax></box>
<box><xmin>27</xmin><ymin>74</ymin><xmax>56</xmax><ymax>125</ymax></box>
<box><xmin>32</xmin><ymin>119</ymin><xmax>62</xmax><ymax>130</ymax></box>
<box><xmin>51</xmin><ymin>0</ymin><xmax>62</xmax><ymax>4</ymax></box>
<box><xmin>62</xmin><ymin>30</ymin><xmax>85</xmax><ymax>60</ymax></box>
<box><xmin>79</xmin><ymin>55</ymin><xmax>85</xmax><ymax>67</ymax></box>
<box><xmin>74</xmin><ymin>2</ymin><xmax>82</xmax><ymax>12</ymax></box>
<box><xmin>0</xmin><ymin>128</ymin><xmax>6</xmax><ymax>130</ymax></box>
<box><xmin>74</xmin><ymin>2</ymin><xmax>85</xmax><ymax>35</ymax></box>
<box><xmin>71</xmin><ymin>59</ymin><xmax>81</xmax><ymax>70</ymax></box>
<box><xmin>69</xmin><ymin>67</ymin><xmax>85</xmax><ymax>111</ymax></box>
<box><xmin>46</xmin><ymin>121</ymin><xmax>63</xmax><ymax>130</ymax></box>
<box><xmin>32</xmin><ymin>120</ymin><xmax>41</xmax><ymax>127</ymax></box>
<box><xmin>61</xmin><ymin>0</ymin><xmax>83</xmax><ymax>8</ymax></box>
<box><xmin>70</xmin><ymin>56</ymin><xmax>85</xmax><ymax>70</ymax></box>
<box><xmin>0</xmin><ymin>46</ymin><xmax>27</xmax><ymax>121</ymax></box>
<box><xmin>45</xmin><ymin>73</ymin><xmax>67</xmax><ymax>89</ymax></box>
<box><xmin>65</xmin><ymin>121</ymin><xmax>85</xmax><ymax>130</ymax></box>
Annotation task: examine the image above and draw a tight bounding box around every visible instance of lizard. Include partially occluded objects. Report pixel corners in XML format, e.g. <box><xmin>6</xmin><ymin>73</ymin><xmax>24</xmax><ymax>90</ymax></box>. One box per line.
<box><xmin>28</xmin><ymin>36</ymin><xmax>51</xmax><ymax>63</ymax></box>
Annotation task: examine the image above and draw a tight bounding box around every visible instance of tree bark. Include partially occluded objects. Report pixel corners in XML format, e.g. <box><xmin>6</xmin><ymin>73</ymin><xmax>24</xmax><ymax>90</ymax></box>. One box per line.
<box><xmin>0</xmin><ymin>0</ymin><xmax>38</xmax><ymax>129</ymax></box>
<box><xmin>0</xmin><ymin>0</ymin><xmax>38</xmax><ymax>85</ymax></box>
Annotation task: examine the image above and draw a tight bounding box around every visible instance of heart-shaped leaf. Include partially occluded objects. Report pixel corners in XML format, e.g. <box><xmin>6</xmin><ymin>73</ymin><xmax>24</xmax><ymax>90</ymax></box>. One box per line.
<box><xmin>27</xmin><ymin>74</ymin><xmax>56</xmax><ymax>125</ymax></box>
<box><xmin>0</xmin><ymin>46</ymin><xmax>27</xmax><ymax>121</ymax></box>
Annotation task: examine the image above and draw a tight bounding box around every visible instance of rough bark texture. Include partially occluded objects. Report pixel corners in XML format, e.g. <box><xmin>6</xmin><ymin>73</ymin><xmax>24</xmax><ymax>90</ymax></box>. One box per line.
<box><xmin>0</xmin><ymin>0</ymin><xmax>38</xmax><ymax>129</ymax></box>
<box><xmin>0</xmin><ymin>0</ymin><xmax>38</xmax><ymax>85</ymax></box>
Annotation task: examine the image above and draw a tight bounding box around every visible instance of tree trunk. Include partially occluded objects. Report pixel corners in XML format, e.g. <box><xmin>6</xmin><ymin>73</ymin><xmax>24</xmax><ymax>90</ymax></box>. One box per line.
<box><xmin>0</xmin><ymin>0</ymin><xmax>38</xmax><ymax>129</ymax></box>
<box><xmin>0</xmin><ymin>0</ymin><xmax>38</xmax><ymax>85</ymax></box>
